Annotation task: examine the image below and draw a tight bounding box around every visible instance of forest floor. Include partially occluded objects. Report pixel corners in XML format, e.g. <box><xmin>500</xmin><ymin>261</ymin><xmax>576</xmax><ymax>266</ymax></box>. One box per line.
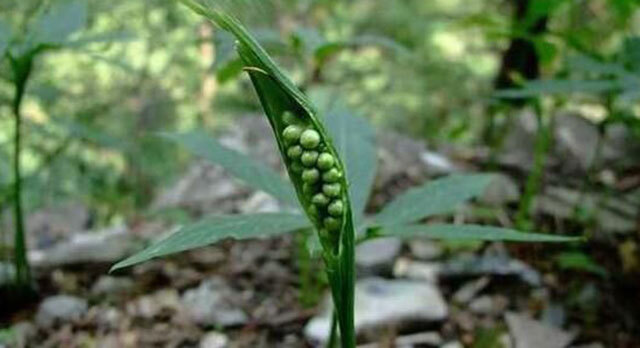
<box><xmin>1</xmin><ymin>114</ymin><xmax>639</xmax><ymax>348</ymax></box>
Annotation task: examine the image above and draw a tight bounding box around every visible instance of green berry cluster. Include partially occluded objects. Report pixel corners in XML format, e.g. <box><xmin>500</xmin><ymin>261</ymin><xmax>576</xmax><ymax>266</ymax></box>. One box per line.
<box><xmin>281</xmin><ymin>113</ymin><xmax>345</xmax><ymax>235</ymax></box>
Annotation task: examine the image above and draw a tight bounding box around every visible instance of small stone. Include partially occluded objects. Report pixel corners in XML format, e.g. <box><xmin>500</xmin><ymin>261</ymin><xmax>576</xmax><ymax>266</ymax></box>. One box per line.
<box><xmin>505</xmin><ymin>312</ymin><xmax>575</xmax><ymax>348</ymax></box>
<box><xmin>301</xmin><ymin>151</ymin><xmax>319</xmax><ymax>167</ymax></box>
<box><xmin>327</xmin><ymin>200</ymin><xmax>344</xmax><ymax>217</ymax></box>
<box><xmin>408</xmin><ymin>239</ymin><xmax>442</xmax><ymax>260</ymax></box>
<box><xmin>393</xmin><ymin>258</ymin><xmax>440</xmax><ymax>283</ymax></box>
<box><xmin>181</xmin><ymin>277</ymin><xmax>247</xmax><ymax>327</ymax></box>
<box><xmin>91</xmin><ymin>276</ymin><xmax>134</xmax><ymax>296</ymax></box>
<box><xmin>282</xmin><ymin>125</ymin><xmax>303</xmax><ymax>144</ymax></box>
<box><xmin>36</xmin><ymin>295</ymin><xmax>88</xmax><ymax>328</ymax></box>
<box><xmin>300</xmin><ymin>129</ymin><xmax>321</xmax><ymax>149</ymax></box>
<box><xmin>481</xmin><ymin>174</ymin><xmax>520</xmax><ymax>205</ymax></box>
<box><xmin>199</xmin><ymin>331</ymin><xmax>229</xmax><ymax>348</ymax></box>
<box><xmin>302</xmin><ymin>168</ymin><xmax>320</xmax><ymax>183</ymax></box>
<box><xmin>322</xmin><ymin>183</ymin><xmax>341</xmax><ymax>197</ymax></box>
<box><xmin>287</xmin><ymin>145</ymin><xmax>303</xmax><ymax>159</ymax></box>
<box><xmin>322</xmin><ymin>168</ymin><xmax>341</xmax><ymax>183</ymax></box>
<box><xmin>356</xmin><ymin>238</ymin><xmax>402</xmax><ymax>275</ymax></box>
<box><xmin>452</xmin><ymin>277</ymin><xmax>490</xmax><ymax>304</ymax></box>
<box><xmin>304</xmin><ymin>278</ymin><xmax>447</xmax><ymax>343</ymax></box>
<box><xmin>317</xmin><ymin>152</ymin><xmax>335</xmax><ymax>170</ymax></box>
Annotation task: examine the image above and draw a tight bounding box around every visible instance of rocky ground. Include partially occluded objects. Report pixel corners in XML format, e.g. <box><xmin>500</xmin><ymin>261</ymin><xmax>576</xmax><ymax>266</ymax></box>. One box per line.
<box><xmin>1</xmin><ymin>114</ymin><xmax>639</xmax><ymax>347</ymax></box>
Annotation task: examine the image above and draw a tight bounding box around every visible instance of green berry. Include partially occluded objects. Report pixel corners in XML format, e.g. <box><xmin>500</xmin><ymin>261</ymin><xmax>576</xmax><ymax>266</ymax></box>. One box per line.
<box><xmin>312</xmin><ymin>193</ymin><xmax>329</xmax><ymax>206</ymax></box>
<box><xmin>327</xmin><ymin>200</ymin><xmax>344</xmax><ymax>217</ymax></box>
<box><xmin>282</xmin><ymin>125</ymin><xmax>303</xmax><ymax>144</ymax></box>
<box><xmin>283</xmin><ymin>111</ymin><xmax>299</xmax><ymax>125</ymax></box>
<box><xmin>322</xmin><ymin>168</ymin><xmax>341</xmax><ymax>183</ymax></box>
<box><xmin>287</xmin><ymin>145</ymin><xmax>303</xmax><ymax>159</ymax></box>
<box><xmin>324</xmin><ymin>216</ymin><xmax>341</xmax><ymax>231</ymax></box>
<box><xmin>291</xmin><ymin>162</ymin><xmax>303</xmax><ymax>174</ymax></box>
<box><xmin>300</xmin><ymin>129</ymin><xmax>321</xmax><ymax>149</ymax></box>
<box><xmin>317</xmin><ymin>152</ymin><xmax>335</xmax><ymax>170</ymax></box>
<box><xmin>323</xmin><ymin>183</ymin><xmax>341</xmax><ymax>197</ymax></box>
<box><xmin>301</xmin><ymin>151</ymin><xmax>319</xmax><ymax>167</ymax></box>
<box><xmin>302</xmin><ymin>168</ymin><xmax>320</xmax><ymax>183</ymax></box>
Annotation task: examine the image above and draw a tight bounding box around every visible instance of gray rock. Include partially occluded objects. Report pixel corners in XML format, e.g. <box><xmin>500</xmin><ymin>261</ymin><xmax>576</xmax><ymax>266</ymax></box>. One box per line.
<box><xmin>2</xmin><ymin>202</ymin><xmax>90</xmax><ymax>250</ymax></box>
<box><xmin>441</xmin><ymin>341</ymin><xmax>464</xmax><ymax>348</ymax></box>
<box><xmin>505</xmin><ymin>312</ymin><xmax>575</xmax><ymax>348</ymax></box>
<box><xmin>393</xmin><ymin>258</ymin><xmax>441</xmax><ymax>283</ymax></box>
<box><xmin>441</xmin><ymin>245</ymin><xmax>541</xmax><ymax>286</ymax></box>
<box><xmin>305</xmin><ymin>278</ymin><xmax>447</xmax><ymax>343</ymax></box>
<box><xmin>200</xmin><ymin>331</ymin><xmax>229</xmax><ymax>348</ymax></box>
<box><xmin>28</xmin><ymin>225</ymin><xmax>140</xmax><ymax>268</ymax></box>
<box><xmin>127</xmin><ymin>289</ymin><xmax>181</xmax><ymax>319</ymax></box>
<box><xmin>9</xmin><ymin>321</ymin><xmax>36</xmax><ymax>348</ymax></box>
<box><xmin>408</xmin><ymin>239</ymin><xmax>443</xmax><ymax>260</ymax></box>
<box><xmin>91</xmin><ymin>276</ymin><xmax>134</xmax><ymax>296</ymax></box>
<box><xmin>533</xmin><ymin>186</ymin><xmax>637</xmax><ymax>234</ymax></box>
<box><xmin>452</xmin><ymin>277</ymin><xmax>490</xmax><ymax>304</ymax></box>
<box><xmin>420</xmin><ymin>150</ymin><xmax>459</xmax><ymax>175</ymax></box>
<box><xmin>500</xmin><ymin>111</ymin><xmax>640</xmax><ymax>174</ymax></box>
<box><xmin>152</xmin><ymin>162</ymin><xmax>245</xmax><ymax>215</ymax></box>
<box><xmin>35</xmin><ymin>295</ymin><xmax>88</xmax><ymax>328</ymax></box>
<box><xmin>152</xmin><ymin>116</ymin><xmax>284</xmax><ymax>216</ymax></box>
<box><xmin>468</xmin><ymin>295</ymin><xmax>508</xmax><ymax>316</ymax></box>
<box><xmin>356</xmin><ymin>238</ymin><xmax>402</xmax><ymax>275</ymax></box>
<box><xmin>238</xmin><ymin>191</ymin><xmax>281</xmax><ymax>213</ymax></box>
<box><xmin>481</xmin><ymin>174</ymin><xmax>520</xmax><ymax>205</ymax></box>
<box><xmin>182</xmin><ymin>277</ymin><xmax>247</xmax><ymax>327</ymax></box>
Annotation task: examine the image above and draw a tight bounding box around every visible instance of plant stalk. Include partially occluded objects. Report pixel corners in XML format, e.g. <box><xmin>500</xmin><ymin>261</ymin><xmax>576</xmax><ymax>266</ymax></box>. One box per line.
<box><xmin>9</xmin><ymin>54</ymin><xmax>34</xmax><ymax>291</ymax></box>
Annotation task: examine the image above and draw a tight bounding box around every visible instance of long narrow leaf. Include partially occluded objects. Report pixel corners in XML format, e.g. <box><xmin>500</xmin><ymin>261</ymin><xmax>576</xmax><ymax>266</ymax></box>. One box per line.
<box><xmin>111</xmin><ymin>213</ymin><xmax>311</xmax><ymax>271</ymax></box>
<box><xmin>0</xmin><ymin>20</ymin><xmax>10</xmax><ymax>57</ymax></box>
<box><xmin>375</xmin><ymin>174</ymin><xmax>494</xmax><ymax>226</ymax></box>
<box><xmin>322</xmin><ymin>100</ymin><xmax>376</xmax><ymax>227</ymax></box>
<box><xmin>381</xmin><ymin>224</ymin><xmax>582</xmax><ymax>242</ymax></box>
<box><xmin>164</xmin><ymin>131</ymin><xmax>299</xmax><ymax>207</ymax></box>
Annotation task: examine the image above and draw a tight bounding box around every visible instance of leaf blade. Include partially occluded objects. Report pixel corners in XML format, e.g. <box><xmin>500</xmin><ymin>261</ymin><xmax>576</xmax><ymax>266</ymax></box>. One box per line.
<box><xmin>164</xmin><ymin>131</ymin><xmax>299</xmax><ymax>207</ymax></box>
<box><xmin>375</xmin><ymin>174</ymin><xmax>494</xmax><ymax>226</ymax></box>
<box><xmin>111</xmin><ymin>213</ymin><xmax>311</xmax><ymax>271</ymax></box>
<box><xmin>321</xmin><ymin>99</ymin><xmax>376</xmax><ymax>228</ymax></box>
<box><xmin>381</xmin><ymin>224</ymin><xmax>582</xmax><ymax>242</ymax></box>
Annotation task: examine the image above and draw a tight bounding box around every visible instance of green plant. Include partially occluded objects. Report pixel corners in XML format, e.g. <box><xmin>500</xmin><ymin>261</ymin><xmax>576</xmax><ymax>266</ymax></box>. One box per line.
<box><xmin>113</xmin><ymin>3</ymin><xmax>580</xmax><ymax>347</ymax></box>
<box><xmin>0</xmin><ymin>0</ymin><xmax>131</xmax><ymax>296</ymax></box>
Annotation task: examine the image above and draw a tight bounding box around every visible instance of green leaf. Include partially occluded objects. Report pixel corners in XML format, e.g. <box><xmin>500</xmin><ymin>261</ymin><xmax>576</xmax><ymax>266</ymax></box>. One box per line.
<box><xmin>375</xmin><ymin>174</ymin><xmax>494</xmax><ymax>226</ymax></box>
<box><xmin>320</xmin><ymin>98</ymin><xmax>376</xmax><ymax>228</ymax></box>
<box><xmin>29</xmin><ymin>0</ymin><xmax>88</xmax><ymax>47</ymax></box>
<box><xmin>0</xmin><ymin>20</ymin><xmax>10</xmax><ymax>58</ymax></box>
<box><xmin>567</xmin><ymin>54</ymin><xmax>627</xmax><ymax>77</ymax></box>
<box><xmin>495</xmin><ymin>79</ymin><xmax>621</xmax><ymax>98</ymax></box>
<box><xmin>380</xmin><ymin>224</ymin><xmax>582</xmax><ymax>242</ymax></box>
<box><xmin>111</xmin><ymin>213</ymin><xmax>311</xmax><ymax>271</ymax></box>
<box><xmin>554</xmin><ymin>251</ymin><xmax>607</xmax><ymax>277</ymax></box>
<box><xmin>163</xmin><ymin>131</ymin><xmax>299</xmax><ymax>207</ymax></box>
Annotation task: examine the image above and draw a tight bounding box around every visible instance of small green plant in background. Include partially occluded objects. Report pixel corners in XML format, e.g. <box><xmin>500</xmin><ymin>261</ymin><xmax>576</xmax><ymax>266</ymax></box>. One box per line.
<box><xmin>0</xmin><ymin>0</ymin><xmax>131</xmax><ymax>299</ymax></box>
<box><xmin>113</xmin><ymin>2</ymin><xmax>580</xmax><ymax>347</ymax></box>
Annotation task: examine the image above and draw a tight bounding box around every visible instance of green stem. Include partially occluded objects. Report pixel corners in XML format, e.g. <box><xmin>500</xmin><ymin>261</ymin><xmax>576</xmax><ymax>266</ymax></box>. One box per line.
<box><xmin>326</xmin><ymin>310</ymin><xmax>338</xmax><ymax>348</ymax></box>
<box><xmin>9</xmin><ymin>54</ymin><xmax>34</xmax><ymax>290</ymax></box>
<box><xmin>516</xmin><ymin>101</ymin><xmax>550</xmax><ymax>230</ymax></box>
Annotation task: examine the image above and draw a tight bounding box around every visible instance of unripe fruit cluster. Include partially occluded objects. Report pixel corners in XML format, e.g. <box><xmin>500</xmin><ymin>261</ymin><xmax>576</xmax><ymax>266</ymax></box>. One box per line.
<box><xmin>281</xmin><ymin>114</ymin><xmax>344</xmax><ymax>234</ymax></box>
